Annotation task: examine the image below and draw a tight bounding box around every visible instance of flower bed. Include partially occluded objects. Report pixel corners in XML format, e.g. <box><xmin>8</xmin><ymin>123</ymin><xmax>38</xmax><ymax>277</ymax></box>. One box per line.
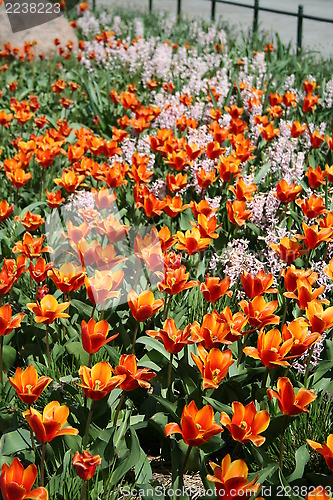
<box><xmin>1</xmin><ymin>7</ymin><xmax>333</xmax><ymax>500</ymax></box>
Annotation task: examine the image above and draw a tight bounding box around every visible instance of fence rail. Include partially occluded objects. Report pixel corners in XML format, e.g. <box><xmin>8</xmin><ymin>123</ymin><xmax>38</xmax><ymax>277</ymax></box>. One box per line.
<box><xmin>146</xmin><ymin>0</ymin><xmax>333</xmax><ymax>55</ymax></box>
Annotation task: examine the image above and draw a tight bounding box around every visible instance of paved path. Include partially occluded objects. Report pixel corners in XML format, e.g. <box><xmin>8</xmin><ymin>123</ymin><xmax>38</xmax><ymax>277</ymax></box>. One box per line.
<box><xmin>98</xmin><ymin>0</ymin><xmax>333</xmax><ymax>58</ymax></box>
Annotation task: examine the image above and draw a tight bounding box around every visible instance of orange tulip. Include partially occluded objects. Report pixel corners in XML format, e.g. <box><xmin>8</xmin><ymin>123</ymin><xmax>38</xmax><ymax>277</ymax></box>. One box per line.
<box><xmin>0</xmin><ymin>458</ymin><xmax>48</xmax><ymax>500</ymax></box>
<box><xmin>26</xmin><ymin>294</ymin><xmax>70</xmax><ymax>324</ymax></box>
<box><xmin>81</xmin><ymin>318</ymin><xmax>118</xmax><ymax>354</ymax></box>
<box><xmin>194</xmin><ymin>214</ymin><xmax>221</xmax><ymax>240</ymax></box>
<box><xmin>164</xmin><ymin>400</ymin><xmax>223</xmax><ymax>446</ymax></box>
<box><xmin>243</xmin><ymin>328</ymin><xmax>293</xmax><ymax>368</ymax></box>
<box><xmin>14</xmin><ymin>211</ymin><xmax>45</xmax><ymax>232</ymax></box>
<box><xmin>297</xmin><ymin>222</ymin><xmax>333</xmax><ymax>250</ymax></box>
<box><xmin>147</xmin><ymin>318</ymin><xmax>194</xmax><ymax>354</ymax></box>
<box><xmin>127</xmin><ymin>290</ymin><xmax>164</xmax><ymax>322</ymax></box>
<box><xmin>307</xmin><ymin>434</ymin><xmax>333</xmax><ymax>471</ymax></box>
<box><xmin>191</xmin><ymin>345</ymin><xmax>234</xmax><ymax>389</ymax></box>
<box><xmin>196</xmin><ymin>167</ymin><xmax>217</xmax><ymax>189</ymax></box>
<box><xmin>267</xmin><ymin>377</ymin><xmax>316</xmax><ymax>415</ymax></box>
<box><xmin>288</xmin><ymin>121</ymin><xmax>307</xmax><ymax>138</ymax></box>
<box><xmin>6</xmin><ymin>168</ymin><xmax>32</xmax><ymax>189</ymax></box>
<box><xmin>0</xmin><ymin>304</ymin><xmax>25</xmax><ymax>336</ymax></box>
<box><xmin>166</xmin><ymin>172</ymin><xmax>187</xmax><ymax>193</ymax></box>
<box><xmin>226</xmin><ymin>200</ymin><xmax>251</xmax><ymax>226</ymax></box>
<box><xmin>282</xmin><ymin>265</ymin><xmax>318</xmax><ymax>293</ymax></box>
<box><xmin>270</xmin><ymin>236</ymin><xmax>304</xmax><ymax>263</ymax></box>
<box><xmin>207</xmin><ymin>454</ymin><xmax>260</xmax><ymax>500</ymax></box>
<box><xmin>217</xmin><ymin>307</ymin><xmax>248</xmax><ymax>344</ymax></box>
<box><xmin>9</xmin><ymin>366</ymin><xmax>52</xmax><ymax>405</ymax></box>
<box><xmin>78</xmin><ymin>362</ymin><xmax>125</xmax><ymax>400</ymax></box>
<box><xmin>175</xmin><ymin>227</ymin><xmax>211</xmax><ymax>255</ymax></box>
<box><xmin>239</xmin><ymin>296</ymin><xmax>280</xmax><ymax>328</ymax></box>
<box><xmin>13</xmin><ymin>232</ymin><xmax>53</xmax><ymax>259</ymax></box>
<box><xmin>190</xmin><ymin>199</ymin><xmax>217</xmax><ymax>219</ymax></box>
<box><xmin>241</xmin><ymin>270</ymin><xmax>277</xmax><ymax>299</ymax></box>
<box><xmin>284</xmin><ymin>279</ymin><xmax>327</xmax><ymax>310</ymax></box>
<box><xmin>158</xmin><ymin>226</ymin><xmax>176</xmax><ymax>252</ymax></box>
<box><xmin>113</xmin><ymin>354</ymin><xmax>156</xmax><ymax>391</ymax></box>
<box><xmin>0</xmin><ymin>200</ymin><xmax>14</xmax><ymax>222</ymax></box>
<box><xmin>46</xmin><ymin>189</ymin><xmax>65</xmax><ymax>209</ymax></box>
<box><xmin>48</xmin><ymin>262</ymin><xmax>85</xmax><ymax>293</ymax></box>
<box><xmin>28</xmin><ymin>258</ymin><xmax>53</xmax><ymax>284</ymax></box>
<box><xmin>158</xmin><ymin>265</ymin><xmax>199</xmax><ymax>295</ymax></box>
<box><xmin>54</xmin><ymin>169</ymin><xmax>85</xmax><ymax>192</ymax></box>
<box><xmin>228</xmin><ymin>178</ymin><xmax>257</xmax><ymax>202</ymax></box>
<box><xmin>282</xmin><ymin>318</ymin><xmax>320</xmax><ymax>357</ymax></box>
<box><xmin>186</xmin><ymin>310</ymin><xmax>228</xmax><ymax>348</ymax></box>
<box><xmin>200</xmin><ymin>274</ymin><xmax>232</xmax><ymax>302</ymax></box>
<box><xmin>276</xmin><ymin>179</ymin><xmax>302</xmax><ymax>203</ymax></box>
<box><xmin>296</xmin><ymin>195</ymin><xmax>327</xmax><ymax>219</ymax></box>
<box><xmin>23</xmin><ymin>401</ymin><xmax>79</xmax><ymax>443</ymax></box>
<box><xmin>306</xmin><ymin>300</ymin><xmax>333</xmax><ymax>334</ymax></box>
<box><xmin>164</xmin><ymin>195</ymin><xmax>189</xmax><ymax>218</ymax></box>
<box><xmin>85</xmin><ymin>270</ymin><xmax>124</xmax><ymax>305</ymax></box>
<box><xmin>306</xmin><ymin>166</ymin><xmax>326</xmax><ymax>189</ymax></box>
<box><xmin>72</xmin><ymin>451</ymin><xmax>102</xmax><ymax>481</ymax></box>
<box><xmin>220</xmin><ymin>401</ymin><xmax>270</xmax><ymax>446</ymax></box>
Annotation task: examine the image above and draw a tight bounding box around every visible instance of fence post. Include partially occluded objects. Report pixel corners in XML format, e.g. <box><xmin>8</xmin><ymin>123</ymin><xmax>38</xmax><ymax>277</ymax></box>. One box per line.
<box><xmin>211</xmin><ymin>0</ymin><xmax>216</xmax><ymax>21</ymax></box>
<box><xmin>149</xmin><ymin>0</ymin><xmax>152</xmax><ymax>14</ymax></box>
<box><xmin>297</xmin><ymin>4</ymin><xmax>303</xmax><ymax>55</ymax></box>
<box><xmin>177</xmin><ymin>0</ymin><xmax>181</xmax><ymax>16</ymax></box>
<box><xmin>253</xmin><ymin>0</ymin><xmax>259</xmax><ymax>33</ymax></box>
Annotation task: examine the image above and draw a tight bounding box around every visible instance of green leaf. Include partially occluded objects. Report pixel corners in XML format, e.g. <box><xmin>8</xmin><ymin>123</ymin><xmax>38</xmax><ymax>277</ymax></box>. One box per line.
<box><xmin>286</xmin><ymin>445</ymin><xmax>310</xmax><ymax>482</ymax></box>
<box><xmin>254</xmin><ymin>162</ymin><xmax>270</xmax><ymax>185</ymax></box>
<box><xmin>278</xmin><ymin>469</ymin><xmax>303</xmax><ymax>500</ymax></box>
<box><xmin>2</xmin><ymin>345</ymin><xmax>16</xmax><ymax>371</ymax></box>
<box><xmin>109</xmin><ymin>428</ymin><xmax>141</xmax><ymax>487</ymax></box>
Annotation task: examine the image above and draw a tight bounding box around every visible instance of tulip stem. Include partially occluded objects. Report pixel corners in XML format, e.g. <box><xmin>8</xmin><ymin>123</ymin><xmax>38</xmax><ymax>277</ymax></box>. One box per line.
<box><xmin>261</xmin><ymin>367</ymin><xmax>269</xmax><ymax>389</ymax></box>
<box><xmin>0</xmin><ymin>336</ymin><xmax>3</xmax><ymax>386</ymax></box>
<box><xmin>163</xmin><ymin>294</ymin><xmax>172</xmax><ymax>322</ymax></box>
<box><xmin>40</xmin><ymin>443</ymin><xmax>46</xmax><ymax>487</ymax></box>
<box><xmin>114</xmin><ymin>392</ymin><xmax>126</xmax><ymax>426</ymax></box>
<box><xmin>80</xmin><ymin>480</ymin><xmax>87</xmax><ymax>500</ymax></box>
<box><xmin>45</xmin><ymin>325</ymin><xmax>51</xmax><ymax>366</ymax></box>
<box><xmin>179</xmin><ymin>445</ymin><xmax>192</xmax><ymax>491</ymax></box>
<box><xmin>167</xmin><ymin>353</ymin><xmax>173</xmax><ymax>388</ymax></box>
<box><xmin>279</xmin><ymin>415</ymin><xmax>289</xmax><ymax>470</ymax></box>
<box><xmin>237</xmin><ymin>333</ymin><xmax>249</xmax><ymax>367</ymax></box>
<box><xmin>132</xmin><ymin>323</ymin><xmax>138</xmax><ymax>354</ymax></box>
<box><xmin>84</xmin><ymin>402</ymin><xmax>94</xmax><ymax>448</ymax></box>
<box><xmin>304</xmin><ymin>345</ymin><xmax>315</xmax><ymax>388</ymax></box>
<box><xmin>30</xmin><ymin>428</ymin><xmax>36</xmax><ymax>453</ymax></box>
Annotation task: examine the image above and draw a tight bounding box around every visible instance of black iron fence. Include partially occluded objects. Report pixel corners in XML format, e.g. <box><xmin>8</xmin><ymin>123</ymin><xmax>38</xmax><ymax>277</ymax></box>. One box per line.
<box><xmin>146</xmin><ymin>0</ymin><xmax>333</xmax><ymax>55</ymax></box>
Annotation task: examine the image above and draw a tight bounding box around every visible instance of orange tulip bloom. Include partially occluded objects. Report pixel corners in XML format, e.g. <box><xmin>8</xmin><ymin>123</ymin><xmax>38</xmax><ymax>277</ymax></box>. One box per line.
<box><xmin>218</xmin><ymin>155</ymin><xmax>241</xmax><ymax>182</ymax></box>
<box><xmin>288</xmin><ymin>120</ymin><xmax>307</xmax><ymax>138</ymax></box>
<box><xmin>26</xmin><ymin>294</ymin><xmax>70</xmax><ymax>324</ymax></box>
<box><xmin>239</xmin><ymin>296</ymin><xmax>280</xmax><ymax>329</ymax></box>
<box><xmin>241</xmin><ymin>270</ymin><xmax>277</xmax><ymax>299</ymax></box>
<box><xmin>28</xmin><ymin>258</ymin><xmax>53</xmax><ymax>284</ymax></box>
<box><xmin>270</xmin><ymin>237</ymin><xmax>304</xmax><ymax>264</ymax></box>
<box><xmin>176</xmin><ymin>227</ymin><xmax>211</xmax><ymax>255</ymax></box>
<box><xmin>13</xmin><ymin>232</ymin><xmax>53</xmax><ymax>259</ymax></box>
<box><xmin>0</xmin><ymin>458</ymin><xmax>48</xmax><ymax>500</ymax></box>
<box><xmin>297</xmin><ymin>222</ymin><xmax>333</xmax><ymax>250</ymax></box>
<box><xmin>85</xmin><ymin>270</ymin><xmax>124</xmax><ymax>305</ymax></box>
<box><xmin>200</xmin><ymin>275</ymin><xmax>232</xmax><ymax>302</ymax></box>
<box><xmin>46</xmin><ymin>189</ymin><xmax>65</xmax><ymax>209</ymax></box>
<box><xmin>114</xmin><ymin>354</ymin><xmax>156</xmax><ymax>391</ymax></box>
<box><xmin>0</xmin><ymin>304</ymin><xmax>25</xmax><ymax>336</ymax></box>
<box><xmin>147</xmin><ymin>318</ymin><xmax>194</xmax><ymax>354</ymax></box>
<box><xmin>0</xmin><ymin>200</ymin><xmax>14</xmax><ymax>222</ymax></box>
<box><xmin>196</xmin><ymin>167</ymin><xmax>217</xmax><ymax>189</ymax></box>
<box><xmin>306</xmin><ymin>300</ymin><xmax>333</xmax><ymax>334</ymax></box>
<box><xmin>14</xmin><ymin>211</ymin><xmax>44</xmax><ymax>232</ymax></box>
<box><xmin>166</xmin><ymin>172</ymin><xmax>187</xmax><ymax>193</ymax></box>
<box><xmin>9</xmin><ymin>366</ymin><xmax>52</xmax><ymax>405</ymax></box>
<box><xmin>164</xmin><ymin>400</ymin><xmax>223</xmax><ymax>446</ymax></box>
<box><xmin>81</xmin><ymin>318</ymin><xmax>118</xmax><ymax>354</ymax></box>
<box><xmin>78</xmin><ymin>362</ymin><xmax>125</xmax><ymax>400</ymax></box>
<box><xmin>190</xmin><ymin>199</ymin><xmax>217</xmax><ymax>219</ymax></box>
<box><xmin>207</xmin><ymin>454</ymin><xmax>260</xmax><ymax>500</ymax></box>
<box><xmin>309</xmin><ymin>130</ymin><xmax>325</xmax><ymax>149</ymax></box>
<box><xmin>307</xmin><ymin>434</ymin><xmax>333</xmax><ymax>471</ymax></box>
<box><xmin>191</xmin><ymin>345</ymin><xmax>234</xmax><ymax>389</ymax></box>
<box><xmin>228</xmin><ymin>178</ymin><xmax>257</xmax><ymax>202</ymax></box>
<box><xmin>276</xmin><ymin>179</ymin><xmax>302</xmax><ymax>203</ymax></box>
<box><xmin>306</xmin><ymin>166</ymin><xmax>326</xmax><ymax>190</ymax></box>
<box><xmin>186</xmin><ymin>310</ymin><xmax>228</xmax><ymax>348</ymax></box>
<box><xmin>217</xmin><ymin>307</ymin><xmax>248</xmax><ymax>344</ymax></box>
<box><xmin>72</xmin><ymin>451</ymin><xmax>102</xmax><ymax>481</ymax></box>
<box><xmin>6</xmin><ymin>168</ymin><xmax>32</xmax><ymax>189</ymax></box>
<box><xmin>282</xmin><ymin>265</ymin><xmax>318</xmax><ymax>293</ymax></box>
<box><xmin>220</xmin><ymin>401</ymin><xmax>270</xmax><ymax>446</ymax></box>
<box><xmin>259</xmin><ymin>122</ymin><xmax>280</xmax><ymax>141</ymax></box>
<box><xmin>284</xmin><ymin>279</ymin><xmax>326</xmax><ymax>311</ymax></box>
<box><xmin>226</xmin><ymin>200</ymin><xmax>251</xmax><ymax>226</ymax></box>
<box><xmin>54</xmin><ymin>169</ymin><xmax>85</xmax><ymax>192</ymax></box>
<box><xmin>48</xmin><ymin>262</ymin><xmax>85</xmax><ymax>293</ymax></box>
<box><xmin>23</xmin><ymin>401</ymin><xmax>79</xmax><ymax>443</ymax></box>
<box><xmin>127</xmin><ymin>290</ymin><xmax>164</xmax><ymax>322</ymax></box>
<box><xmin>158</xmin><ymin>226</ymin><xmax>176</xmax><ymax>252</ymax></box>
<box><xmin>282</xmin><ymin>318</ymin><xmax>320</xmax><ymax>357</ymax></box>
<box><xmin>164</xmin><ymin>195</ymin><xmax>189</xmax><ymax>218</ymax></box>
<box><xmin>243</xmin><ymin>328</ymin><xmax>293</xmax><ymax>367</ymax></box>
<box><xmin>267</xmin><ymin>377</ymin><xmax>316</xmax><ymax>415</ymax></box>
<box><xmin>296</xmin><ymin>195</ymin><xmax>327</xmax><ymax>219</ymax></box>
<box><xmin>194</xmin><ymin>214</ymin><xmax>221</xmax><ymax>240</ymax></box>
<box><xmin>158</xmin><ymin>265</ymin><xmax>199</xmax><ymax>295</ymax></box>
